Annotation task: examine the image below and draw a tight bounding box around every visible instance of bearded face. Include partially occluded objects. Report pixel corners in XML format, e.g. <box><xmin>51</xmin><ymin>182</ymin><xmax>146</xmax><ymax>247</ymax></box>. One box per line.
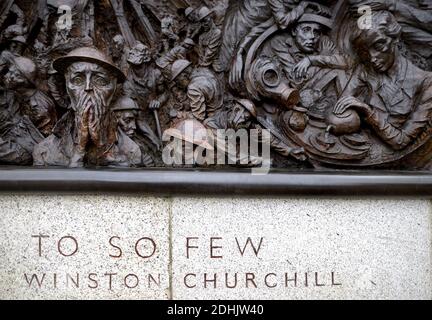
<box><xmin>66</xmin><ymin>62</ymin><xmax>117</xmax><ymax>111</ymax></box>
<box><xmin>65</xmin><ymin>62</ymin><xmax>118</xmax><ymax>146</ymax></box>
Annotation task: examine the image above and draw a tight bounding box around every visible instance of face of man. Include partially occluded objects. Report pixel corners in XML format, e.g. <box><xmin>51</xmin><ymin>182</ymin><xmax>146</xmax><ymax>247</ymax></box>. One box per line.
<box><xmin>292</xmin><ymin>22</ymin><xmax>322</xmax><ymax>54</ymax></box>
<box><xmin>229</xmin><ymin>105</ymin><xmax>252</xmax><ymax>130</ymax></box>
<box><xmin>365</xmin><ymin>32</ymin><xmax>397</xmax><ymax>73</ymax></box>
<box><xmin>4</xmin><ymin>65</ymin><xmax>29</xmax><ymax>90</ymax></box>
<box><xmin>116</xmin><ymin>110</ymin><xmax>137</xmax><ymax>137</ymax></box>
<box><xmin>175</xmin><ymin>67</ymin><xmax>192</xmax><ymax>90</ymax></box>
<box><xmin>186</xmin><ymin>11</ymin><xmax>198</xmax><ymax>23</ymax></box>
<box><xmin>65</xmin><ymin>62</ymin><xmax>117</xmax><ymax>112</ymax></box>
<box><xmin>202</xmin><ymin>17</ymin><xmax>212</xmax><ymax>32</ymax></box>
<box><xmin>127</xmin><ymin>45</ymin><xmax>151</xmax><ymax>66</ymax></box>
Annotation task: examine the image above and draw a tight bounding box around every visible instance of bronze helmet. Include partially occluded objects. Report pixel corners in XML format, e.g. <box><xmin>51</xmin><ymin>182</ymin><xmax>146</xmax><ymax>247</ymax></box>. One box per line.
<box><xmin>53</xmin><ymin>47</ymin><xmax>127</xmax><ymax>83</ymax></box>
<box><xmin>112</xmin><ymin>97</ymin><xmax>140</xmax><ymax>112</ymax></box>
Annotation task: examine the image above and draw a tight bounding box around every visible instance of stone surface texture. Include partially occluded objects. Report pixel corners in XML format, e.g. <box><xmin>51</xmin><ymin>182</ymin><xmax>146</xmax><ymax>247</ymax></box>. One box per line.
<box><xmin>171</xmin><ymin>198</ymin><xmax>432</xmax><ymax>300</ymax></box>
<box><xmin>0</xmin><ymin>195</ymin><xmax>431</xmax><ymax>300</ymax></box>
<box><xmin>0</xmin><ymin>195</ymin><xmax>170</xmax><ymax>300</ymax></box>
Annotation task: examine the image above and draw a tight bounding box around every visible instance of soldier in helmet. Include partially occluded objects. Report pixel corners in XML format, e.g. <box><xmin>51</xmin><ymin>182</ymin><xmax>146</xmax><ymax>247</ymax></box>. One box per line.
<box><xmin>3</xmin><ymin>56</ymin><xmax>58</xmax><ymax>137</ymax></box>
<box><xmin>196</xmin><ymin>7</ymin><xmax>222</xmax><ymax>70</ymax></box>
<box><xmin>184</xmin><ymin>6</ymin><xmax>201</xmax><ymax>40</ymax></box>
<box><xmin>171</xmin><ymin>59</ymin><xmax>223</xmax><ymax>123</ymax></box>
<box><xmin>0</xmin><ymin>35</ymin><xmax>27</xmax><ymax>76</ymax></box>
<box><xmin>112</xmin><ymin>96</ymin><xmax>162</xmax><ymax>167</ymax></box>
<box><xmin>204</xmin><ymin>98</ymin><xmax>256</xmax><ymax>131</ymax></box>
<box><xmin>0</xmin><ymin>61</ymin><xmax>45</xmax><ymax>165</ymax></box>
<box><xmin>33</xmin><ymin>47</ymin><xmax>143</xmax><ymax>168</ymax></box>
<box><xmin>5</xmin><ymin>35</ymin><xmax>26</xmax><ymax>56</ymax></box>
<box><xmin>204</xmin><ymin>98</ymin><xmax>305</xmax><ymax>164</ymax></box>
<box><xmin>161</xmin><ymin>14</ymin><xmax>180</xmax><ymax>53</ymax></box>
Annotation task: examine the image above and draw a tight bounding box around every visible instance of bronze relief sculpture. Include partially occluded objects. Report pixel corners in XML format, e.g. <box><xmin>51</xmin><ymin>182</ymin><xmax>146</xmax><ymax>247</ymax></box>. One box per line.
<box><xmin>1</xmin><ymin>0</ymin><xmax>432</xmax><ymax>171</ymax></box>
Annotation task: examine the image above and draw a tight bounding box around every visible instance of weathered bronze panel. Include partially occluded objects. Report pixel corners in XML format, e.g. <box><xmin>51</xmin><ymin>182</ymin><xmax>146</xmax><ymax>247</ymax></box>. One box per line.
<box><xmin>1</xmin><ymin>0</ymin><xmax>432</xmax><ymax>175</ymax></box>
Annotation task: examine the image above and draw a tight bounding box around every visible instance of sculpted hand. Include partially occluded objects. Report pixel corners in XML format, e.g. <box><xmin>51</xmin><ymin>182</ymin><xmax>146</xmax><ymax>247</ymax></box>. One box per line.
<box><xmin>229</xmin><ymin>53</ymin><xmax>244</xmax><ymax>91</ymax></box>
<box><xmin>293</xmin><ymin>58</ymin><xmax>311</xmax><ymax>79</ymax></box>
<box><xmin>70</xmin><ymin>95</ymin><xmax>91</xmax><ymax>167</ymax></box>
<box><xmin>88</xmin><ymin>97</ymin><xmax>104</xmax><ymax>145</ymax></box>
<box><xmin>320</xmin><ymin>37</ymin><xmax>336</xmax><ymax>55</ymax></box>
<box><xmin>76</xmin><ymin>95</ymin><xmax>92</xmax><ymax>152</ymax></box>
<box><xmin>304</xmin><ymin>1</ymin><xmax>332</xmax><ymax>17</ymax></box>
<box><xmin>334</xmin><ymin>96</ymin><xmax>372</xmax><ymax>116</ymax></box>
<box><xmin>277</xmin><ymin>2</ymin><xmax>307</xmax><ymax>29</ymax></box>
<box><xmin>149</xmin><ymin>100</ymin><xmax>161</xmax><ymax>110</ymax></box>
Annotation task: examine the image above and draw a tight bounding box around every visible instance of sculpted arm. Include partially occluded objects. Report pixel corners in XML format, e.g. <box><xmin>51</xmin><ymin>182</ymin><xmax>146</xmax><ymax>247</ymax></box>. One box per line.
<box><xmin>365</xmin><ymin>85</ymin><xmax>432</xmax><ymax>150</ymax></box>
<box><xmin>335</xmin><ymin>78</ymin><xmax>432</xmax><ymax>150</ymax></box>
<box><xmin>188</xmin><ymin>83</ymin><xmax>207</xmax><ymax>122</ymax></box>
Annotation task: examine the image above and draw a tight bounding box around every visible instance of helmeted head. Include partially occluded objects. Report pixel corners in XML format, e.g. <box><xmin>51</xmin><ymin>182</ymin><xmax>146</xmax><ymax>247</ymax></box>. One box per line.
<box><xmin>171</xmin><ymin>59</ymin><xmax>193</xmax><ymax>89</ymax></box>
<box><xmin>197</xmin><ymin>6</ymin><xmax>213</xmax><ymax>31</ymax></box>
<box><xmin>352</xmin><ymin>11</ymin><xmax>401</xmax><ymax>73</ymax></box>
<box><xmin>229</xmin><ymin>99</ymin><xmax>256</xmax><ymax>130</ymax></box>
<box><xmin>127</xmin><ymin>42</ymin><xmax>151</xmax><ymax>66</ymax></box>
<box><xmin>7</xmin><ymin>35</ymin><xmax>27</xmax><ymax>55</ymax></box>
<box><xmin>112</xmin><ymin>96</ymin><xmax>140</xmax><ymax>137</ymax></box>
<box><xmin>4</xmin><ymin>56</ymin><xmax>37</xmax><ymax>90</ymax></box>
<box><xmin>53</xmin><ymin>47</ymin><xmax>126</xmax><ymax>112</ymax></box>
<box><xmin>184</xmin><ymin>7</ymin><xmax>198</xmax><ymax>22</ymax></box>
<box><xmin>165</xmin><ymin>118</ymin><xmax>214</xmax><ymax>150</ymax></box>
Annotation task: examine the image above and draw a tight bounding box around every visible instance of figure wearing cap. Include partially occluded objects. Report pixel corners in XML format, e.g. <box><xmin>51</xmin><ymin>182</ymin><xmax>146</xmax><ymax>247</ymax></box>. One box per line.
<box><xmin>0</xmin><ymin>61</ymin><xmax>45</xmax><ymax>165</ymax></box>
<box><xmin>123</xmin><ymin>42</ymin><xmax>168</xmax><ymax>114</ymax></box>
<box><xmin>184</xmin><ymin>6</ymin><xmax>201</xmax><ymax>39</ymax></box>
<box><xmin>3</xmin><ymin>56</ymin><xmax>58</xmax><ymax>137</ymax></box>
<box><xmin>249</xmin><ymin>7</ymin><xmax>344</xmax><ymax>124</ymax></box>
<box><xmin>255</xmin><ymin>9</ymin><xmax>335</xmax><ymax>87</ymax></box>
<box><xmin>112</xmin><ymin>96</ymin><xmax>162</xmax><ymax>167</ymax></box>
<box><xmin>204</xmin><ymin>98</ymin><xmax>305</xmax><ymax>163</ymax></box>
<box><xmin>161</xmin><ymin>14</ymin><xmax>180</xmax><ymax>53</ymax></box>
<box><xmin>215</xmin><ymin>0</ymin><xmax>331</xmax><ymax>73</ymax></box>
<box><xmin>204</xmin><ymin>98</ymin><xmax>257</xmax><ymax>131</ymax></box>
<box><xmin>0</xmin><ymin>33</ymin><xmax>27</xmax><ymax>75</ymax></box>
<box><xmin>171</xmin><ymin>59</ymin><xmax>223</xmax><ymax>122</ymax></box>
<box><xmin>155</xmin><ymin>37</ymin><xmax>195</xmax><ymax>79</ymax></box>
<box><xmin>196</xmin><ymin>6</ymin><xmax>222</xmax><ymax>69</ymax></box>
<box><xmin>227</xmin><ymin>1</ymin><xmax>331</xmax><ymax>91</ymax></box>
<box><xmin>33</xmin><ymin>47</ymin><xmax>143</xmax><ymax>168</ymax></box>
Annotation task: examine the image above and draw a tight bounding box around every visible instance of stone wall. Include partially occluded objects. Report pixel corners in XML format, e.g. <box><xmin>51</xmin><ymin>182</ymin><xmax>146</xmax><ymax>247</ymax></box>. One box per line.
<box><xmin>0</xmin><ymin>195</ymin><xmax>430</xmax><ymax>300</ymax></box>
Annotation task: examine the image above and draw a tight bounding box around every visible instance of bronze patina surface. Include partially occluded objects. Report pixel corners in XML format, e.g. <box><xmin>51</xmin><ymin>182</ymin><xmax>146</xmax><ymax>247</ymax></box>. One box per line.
<box><xmin>1</xmin><ymin>1</ymin><xmax>432</xmax><ymax>194</ymax></box>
